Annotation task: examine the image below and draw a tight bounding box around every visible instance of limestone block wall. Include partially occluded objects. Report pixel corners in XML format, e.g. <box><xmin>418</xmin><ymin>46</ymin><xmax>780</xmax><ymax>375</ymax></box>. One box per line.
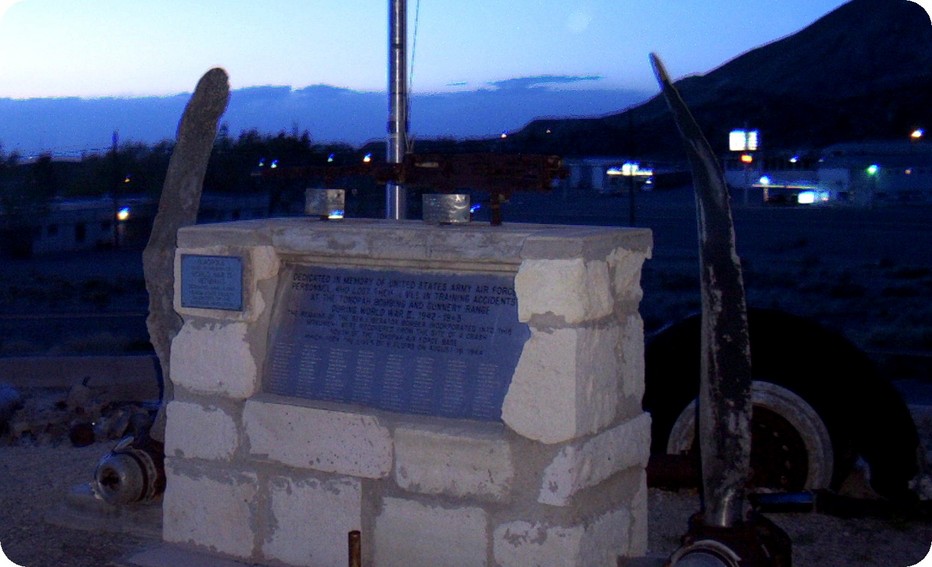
<box><xmin>163</xmin><ymin>218</ymin><xmax>652</xmax><ymax>567</ymax></box>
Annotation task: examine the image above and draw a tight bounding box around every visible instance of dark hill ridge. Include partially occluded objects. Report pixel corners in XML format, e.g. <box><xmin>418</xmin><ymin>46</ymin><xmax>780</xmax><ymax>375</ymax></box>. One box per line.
<box><xmin>513</xmin><ymin>0</ymin><xmax>932</xmax><ymax>158</ymax></box>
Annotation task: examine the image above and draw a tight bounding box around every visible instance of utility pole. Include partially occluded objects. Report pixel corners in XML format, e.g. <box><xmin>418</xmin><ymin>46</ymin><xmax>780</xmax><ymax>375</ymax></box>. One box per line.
<box><xmin>111</xmin><ymin>130</ymin><xmax>120</xmax><ymax>248</ymax></box>
<box><xmin>386</xmin><ymin>0</ymin><xmax>408</xmax><ymax>220</ymax></box>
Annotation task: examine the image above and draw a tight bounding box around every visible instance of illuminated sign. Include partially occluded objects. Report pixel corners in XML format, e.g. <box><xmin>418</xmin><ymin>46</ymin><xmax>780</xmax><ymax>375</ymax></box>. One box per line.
<box><xmin>729</xmin><ymin>129</ymin><xmax>760</xmax><ymax>152</ymax></box>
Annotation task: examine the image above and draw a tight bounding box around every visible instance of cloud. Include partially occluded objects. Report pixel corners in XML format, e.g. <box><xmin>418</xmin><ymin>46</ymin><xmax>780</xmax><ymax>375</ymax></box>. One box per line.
<box><xmin>909</xmin><ymin>0</ymin><xmax>932</xmax><ymax>21</ymax></box>
<box><xmin>487</xmin><ymin>75</ymin><xmax>603</xmax><ymax>91</ymax></box>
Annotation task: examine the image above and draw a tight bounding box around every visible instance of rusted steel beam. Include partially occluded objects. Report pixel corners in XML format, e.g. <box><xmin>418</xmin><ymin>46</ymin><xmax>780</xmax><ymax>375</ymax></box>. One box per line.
<box><xmin>650</xmin><ymin>53</ymin><xmax>753</xmax><ymax>530</ymax></box>
<box><xmin>264</xmin><ymin>152</ymin><xmax>565</xmax><ymax>226</ymax></box>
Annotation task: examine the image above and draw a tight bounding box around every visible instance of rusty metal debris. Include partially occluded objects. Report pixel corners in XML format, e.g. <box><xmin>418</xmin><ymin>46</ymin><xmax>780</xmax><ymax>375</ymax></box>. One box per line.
<box><xmin>265</xmin><ymin>152</ymin><xmax>566</xmax><ymax>226</ymax></box>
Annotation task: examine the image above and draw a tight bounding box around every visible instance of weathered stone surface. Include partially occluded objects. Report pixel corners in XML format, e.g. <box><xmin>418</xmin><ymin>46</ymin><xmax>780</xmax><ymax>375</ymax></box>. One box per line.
<box><xmin>494</xmin><ymin>520</ymin><xmax>583</xmax><ymax>566</ymax></box>
<box><xmin>619</xmin><ymin>313</ymin><xmax>646</xmax><ymax>405</ymax></box>
<box><xmin>394</xmin><ymin>423</ymin><xmax>514</xmax><ymax>501</ymax></box>
<box><xmin>608</xmin><ymin>246</ymin><xmax>651</xmax><ymax>304</ymax></box>
<box><xmin>165</xmin><ymin>401</ymin><xmax>238</xmax><ymax>460</ymax></box>
<box><xmin>375</xmin><ymin>498</ymin><xmax>488</xmax><ymax>567</ymax></box>
<box><xmin>262</xmin><ymin>475</ymin><xmax>362</xmax><ymax>567</ymax></box>
<box><xmin>515</xmin><ymin>258</ymin><xmax>613</xmax><ymax>324</ymax></box>
<box><xmin>502</xmin><ymin>326</ymin><xmax>621</xmax><ymax>444</ymax></box>
<box><xmin>171</xmin><ymin>321</ymin><xmax>258</xmax><ymax>399</ymax></box>
<box><xmin>162</xmin><ymin>459</ymin><xmax>257</xmax><ymax>559</ymax></box>
<box><xmin>243</xmin><ymin>398</ymin><xmax>392</xmax><ymax>478</ymax></box>
<box><xmin>494</xmin><ymin>508</ymin><xmax>636</xmax><ymax>567</ymax></box>
<box><xmin>538</xmin><ymin>412</ymin><xmax>651</xmax><ymax>506</ymax></box>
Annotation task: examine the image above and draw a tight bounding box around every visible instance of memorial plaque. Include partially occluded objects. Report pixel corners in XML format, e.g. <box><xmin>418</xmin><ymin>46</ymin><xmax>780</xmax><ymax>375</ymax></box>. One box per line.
<box><xmin>265</xmin><ymin>264</ymin><xmax>531</xmax><ymax>421</ymax></box>
<box><xmin>180</xmin><ymin>254</ymin><xmax>244</xmax><ymax>311</ymax></box>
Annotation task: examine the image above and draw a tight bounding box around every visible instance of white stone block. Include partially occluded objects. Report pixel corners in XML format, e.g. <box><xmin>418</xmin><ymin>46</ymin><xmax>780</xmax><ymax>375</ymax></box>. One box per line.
<box><xmin>165</xmin><ymin>401</ymin><xmax>239</xmax><ymax>461</ymax></box>
<box><xmin>162</xmin><ymin>461</ymin><xmax>257</xmax><ymax>559</ymax></box>
<box><xmin>538</xmin><ymin>413</ymin><xmax>651</xmax><ymax>506</ymax></box>
<box><xmin>502</xmin><ymin>326</ymin><xmax>621</xmax><ymax>444</ymax></box>
<box><xmin>494</xmin><ymin>520</ymin><xmax>582</xmax><ymax>566</ymax></box>
<box><xmin>375</xmin><ymin>498</ymin><xmax>488</xmax><ymax>567</ymax></box>
<box><xmin>243</xmin><ymin>398</ymin><xmax>392</xmax><ymax>478</ymax></box>
<box><xmin>171</xmin><ymin>321</ymin><xmax>259</xmax><ymax>399</ymax></box>
<box><xmin>607</xmin><ymin>247</ymin><xmax>650</xmax><ymax>303</ymax></box>
<box><xmin>263</xmin><ymin>475</ymin><xmax>362</xmax><ymax>567</ymax></box>
<box><xmin>515</xmin><ymin>258</ymin><xmax>613</xmax><ymax>324</ymax></box>
<box><xmin>394</xmin><ymin>423</ymin><xmax>514</xmax><ymax>501</ymax></box>
<box><xmin>495</xmin><ymin>509</ymin><xmax>634</xmax><ymax>567</ymax></box>
<box><xmin>619</xmin><ymin>314</ymin><xmax>646</xmax><ymax>404</ymax></box>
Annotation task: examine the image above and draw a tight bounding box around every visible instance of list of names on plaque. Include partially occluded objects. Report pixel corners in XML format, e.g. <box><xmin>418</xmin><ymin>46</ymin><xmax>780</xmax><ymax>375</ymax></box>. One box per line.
<box><xmin>265</xmin><ymin>264</ymin><xmax>530</xmax><ymax>421</ymax></box>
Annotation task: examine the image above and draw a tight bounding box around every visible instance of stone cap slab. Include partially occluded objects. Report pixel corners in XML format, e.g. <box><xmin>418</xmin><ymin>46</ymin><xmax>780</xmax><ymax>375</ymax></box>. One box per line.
<box><xmin>177</xmin><ymin>218</ymin><xmax>652</xmax><ymax>266</ymax></box>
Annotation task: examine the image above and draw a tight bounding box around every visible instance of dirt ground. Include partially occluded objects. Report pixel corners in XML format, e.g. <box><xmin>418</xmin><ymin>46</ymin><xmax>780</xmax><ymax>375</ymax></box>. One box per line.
<box><xmin>0</xmin><ymin>435</ymin><xmax>930</xmax><ymax>567</ymax></box>
<box><xmin>1</xmin><ymin>188</ymin><xmax>931</xmax><ymax>565</ymax></box>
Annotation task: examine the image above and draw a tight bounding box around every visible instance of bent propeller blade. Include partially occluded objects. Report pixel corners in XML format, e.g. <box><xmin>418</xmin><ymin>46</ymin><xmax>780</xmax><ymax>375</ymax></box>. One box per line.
<box><xmin>650</xmin><ymin>53</ymin><xmax>753</xmax><ymax>529</ymax></box>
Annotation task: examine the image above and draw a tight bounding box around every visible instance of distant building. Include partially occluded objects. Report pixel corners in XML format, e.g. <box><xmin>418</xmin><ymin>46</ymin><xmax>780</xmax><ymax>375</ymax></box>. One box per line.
<box><xmin>0</xmin><ymin>193</ymin><xmax>270</xmax><ymax>257</ymax></box>
<box><xmin>817</xmin><ymin>141</ymin><xmax>932</xmax><ymax>205</ymax></box>
<box><xmin>559</xmin><ymin>157</ymin><xmax>654</xmax><ymax>195</ymax></box>
<box><xmin>722</xmin><ymin>141</ymin><xmax>932</xmax><ymax>205</ymax></box>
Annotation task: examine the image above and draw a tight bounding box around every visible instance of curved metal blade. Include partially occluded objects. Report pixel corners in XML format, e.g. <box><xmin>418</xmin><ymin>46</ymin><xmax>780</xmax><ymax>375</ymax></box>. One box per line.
<box><xmin>649</xmin><ymin>53</ymin><xmax>753</xmax><ymax>528</ymax></box>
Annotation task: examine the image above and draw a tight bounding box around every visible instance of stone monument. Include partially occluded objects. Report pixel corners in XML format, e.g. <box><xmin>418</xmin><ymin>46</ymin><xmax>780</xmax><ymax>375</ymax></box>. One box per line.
<box><xmin>160</xmin><ymin>216</ymin><xmax>652</xmax><ymax>566</ymax></box>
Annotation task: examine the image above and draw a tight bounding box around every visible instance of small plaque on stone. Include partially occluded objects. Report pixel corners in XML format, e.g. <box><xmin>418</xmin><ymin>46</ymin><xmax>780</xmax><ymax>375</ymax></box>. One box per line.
<box><xmin>180</xmin><ymin>254</ymin><xmax>244</xmax><ymax>311</ymax></box>
<box><xmin>265</xmin><ymin>264</ymin><xmax>530</xmax><ymax>421</ymax></box>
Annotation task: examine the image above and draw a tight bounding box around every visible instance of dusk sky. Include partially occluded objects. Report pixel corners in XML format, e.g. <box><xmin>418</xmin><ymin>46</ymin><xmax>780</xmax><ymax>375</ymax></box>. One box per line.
<box><xmin>0</xmin><ymin>0</ymin><xmax>856</xmax><ymax>99</ymax></box>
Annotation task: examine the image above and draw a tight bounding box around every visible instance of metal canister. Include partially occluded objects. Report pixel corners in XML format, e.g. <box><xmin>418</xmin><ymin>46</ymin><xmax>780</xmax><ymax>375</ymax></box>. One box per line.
<box><xmin>94</xmin><ymin>435</ymin><xmax>165</xmax><ymax>505</ymax></box>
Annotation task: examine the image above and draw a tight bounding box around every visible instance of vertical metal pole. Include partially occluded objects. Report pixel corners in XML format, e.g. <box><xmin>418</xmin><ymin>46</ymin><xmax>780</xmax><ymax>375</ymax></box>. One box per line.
<box><xmin>348</xmin><ymin>530</ymin><xmax>361</xmax><ymax>567</ymax></box>
<box><xmin>386</xmin><ymin>0</ymin><xmax>408</xmax><ymax>220</ymax></box>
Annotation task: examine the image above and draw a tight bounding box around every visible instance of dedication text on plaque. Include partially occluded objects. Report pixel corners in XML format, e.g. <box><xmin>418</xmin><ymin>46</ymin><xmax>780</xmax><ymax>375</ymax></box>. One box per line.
<box><xmin>265</xmin><ymin>264</ymin><xmax>530</xmax><ymax>421</ymax></box>
<box><xmin>180</xmin><ymin>254</ymin><xmax>244</xmax><ymax>311</ymax></box>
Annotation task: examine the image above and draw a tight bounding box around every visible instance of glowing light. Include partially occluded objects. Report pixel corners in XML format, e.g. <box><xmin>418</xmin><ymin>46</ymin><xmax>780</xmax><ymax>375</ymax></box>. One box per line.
<box><xmin>270</xmin><ymin>159</ymin><xmax>279</xmax><ymax>169</ymax></box>
<box><xmin>258</xmin><ymin>158</ymin><xmax>265</xmax><ymax>167</ymax></box>
<box><xmin>500</xmin><ymin>131</ymin><xmax>508</xmax><ymax>139</ymax></box>
<box><xmin>866</xmin><ymin>164</ymin><xmax>879</xmax><ymax>175</ymax></box>
<box><xmin>740</xmin><ymin>154</ymin><xmax>754</xmax><ymax>164</ymax></box>
<box><xmin>470</xmin><ymin>203</ymin><xmax>481</xmax><ymax>213</ymax></box>
<box><xmin>759</xmin><ymin>176</ymin><xmax>771</xmax><ymax>185</ymax></box>
<box><xmin>911</xmin><ymin>128</ymin><xmax>924</xmax><ymax>140</ymax></box>
<box><xmin>362</xmin><ymin>153</ymin><xmax>372</xmax><ymax>163</ymax></box>
<box><xmin>729</xmin><ymin>129</ymin><xmax>760</xmax><ymax>151</ymax></box>
<box><xmin>123</xmin><ymin>175</ymin><xmax>131</xmax><ymax>183</ymax></box>
<box><xmin>327</xmin><ymin>154</ymin><xmax>335</xmax><ymax>163</ymax></box>
<box><xmin>328</xmin><ymin>209</ymin><xmax>345</xmax><ymax>220</ymax></box>
<box><xmin>797</xmin><ymin>190</ymin><xmax>829</xmax><ymax>205</ymax></box>
<box><xmin>789</xmin><ymin>156</ymin><xmax>799</xmax><ymax>164</ymax></box>
<box><xmin>607</xmin><ymin>162</ymin><xmax>653</xmax><ymax>177</ymax></box>
<box><xmin>116</xmin><ymin>207</ymin><xmax>130</xmax><ymax>221</ymax></box>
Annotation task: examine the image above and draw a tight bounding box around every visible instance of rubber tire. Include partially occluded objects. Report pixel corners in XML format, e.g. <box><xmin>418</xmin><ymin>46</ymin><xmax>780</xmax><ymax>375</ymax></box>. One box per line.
<box><xmin>644</xmin><ymin>308</ymin><xmax>920</xmax><ymax>498</ymax></box>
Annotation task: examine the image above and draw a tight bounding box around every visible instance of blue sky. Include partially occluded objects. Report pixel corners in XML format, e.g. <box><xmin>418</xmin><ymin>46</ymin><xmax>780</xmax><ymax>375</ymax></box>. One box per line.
<box><xmin>0</xmin><ymin>0</ymin><xmax>853</xmax><ymax>99</ymax></box>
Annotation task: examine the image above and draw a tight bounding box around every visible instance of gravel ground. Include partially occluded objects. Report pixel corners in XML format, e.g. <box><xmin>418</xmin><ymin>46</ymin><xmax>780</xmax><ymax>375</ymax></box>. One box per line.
<box><xmin>0</xmin><ymin>438</ymin><xmax>931</xmax><ymax>567</ymax></box>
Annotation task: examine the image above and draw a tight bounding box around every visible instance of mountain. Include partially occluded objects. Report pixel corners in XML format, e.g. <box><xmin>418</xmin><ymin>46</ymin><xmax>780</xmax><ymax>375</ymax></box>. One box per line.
<box><xmin>0</xmin><ymin>80</ymin><xmax>647</xmax><ymax>158</ymax></box>
<box><xmin>510</xmin><ymin>0</ymin><xmax>932</xmax><ymax>158</ymax></box>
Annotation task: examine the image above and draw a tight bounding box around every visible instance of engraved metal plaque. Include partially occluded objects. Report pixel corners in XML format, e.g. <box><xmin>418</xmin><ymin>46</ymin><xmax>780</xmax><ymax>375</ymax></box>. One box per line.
<box><xmin>180</xmin><ymin>255</ymin><xmax>243</xmax><ymax>311</ymax></box>
<box><xmin>265</xmin><ymin>264</ymin><xmax>530</xmax><ymax>421</ymax></box>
